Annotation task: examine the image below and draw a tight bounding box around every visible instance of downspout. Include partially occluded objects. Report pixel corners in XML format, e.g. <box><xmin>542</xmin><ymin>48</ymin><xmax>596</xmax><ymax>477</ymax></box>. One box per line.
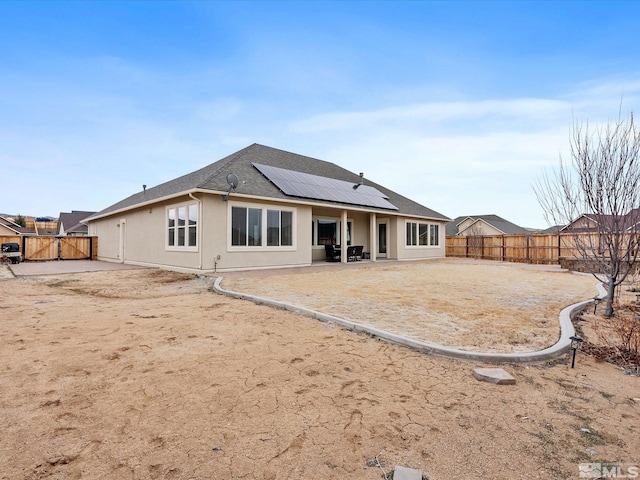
<box><xmin>189</xmin><ymin>193</ymin><xmax>203</xmax><ymax>270</ymax></box>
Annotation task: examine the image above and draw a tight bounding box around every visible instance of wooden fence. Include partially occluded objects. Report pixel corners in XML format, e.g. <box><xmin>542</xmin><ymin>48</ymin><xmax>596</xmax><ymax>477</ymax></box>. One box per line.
<box><xmin>446</xmin><ymin>233</ymin><xmax>582</xmax><ymax>265</ymax></box>
<box><xmin>0</xmin><ymin>236</ymin><xmax>97</xmax><ymax>261</ymax></box>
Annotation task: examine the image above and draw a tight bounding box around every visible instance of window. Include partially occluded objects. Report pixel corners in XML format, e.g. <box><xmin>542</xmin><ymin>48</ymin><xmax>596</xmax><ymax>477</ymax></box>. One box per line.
<box><xmin>406</xmin><ymin>222</ymin><xmax>417</xmax><ymax>246</ymax></box>
<box><xmin>419</xmin><ymin>223</ymin><xmax>429</xmax><ymax>246</ymax></box>
<box><xmin>168</xmin><ymin>209</ymin><xmax>176</xmax><ymax>247</ymax></box>
<box><xmin>231</xmin><ymin>204</ymin><xmax>294</xmax><ymax>248</ymax></box>
<box><xmin>248</xmin><ymin>208</ymin><xmax>262</xmax><ymax>246</ymax></box>
<box><xmin>232</xmin><ymin>206</ymin><xmax>262</xmax><ymax>246</ymax></box>
<box><xmin>430</xmin><ymin>224</ymin><xmax>439</xmax><ymax>246</ymax></box>
<box><xmin>231</xmin><ymin>206</ymin><xmax>246</xmax><ymax>246</ymax></box>
<box><xmin>317</xmin><ymin>219</ymin><xmax>338</xmax><ymax>245</ymax></box>
<box><xmin>167</xmin><ymin>203</ymin><xmax>198</xmax><ymax>248</ymax></box>
<box><xmin>406</xmin><ymin>220</ymin><xmax>439</xmax><ymax>247</ymax></box>
<box><xmin>313</xmin><ymin>218</ymin><xmax>352</xmax><ymax>246</ymax></box>
<box><xmin>267</xmin><ymin>209</ymin><xmax>293</xmax><ymax>246</ymax></box>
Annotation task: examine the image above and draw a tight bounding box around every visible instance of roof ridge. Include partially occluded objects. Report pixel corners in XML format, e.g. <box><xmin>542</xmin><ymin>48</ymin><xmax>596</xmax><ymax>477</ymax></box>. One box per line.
<box><xmin>193</xmin><ymin>144</ymin><xmax>259</xmax><ymax>188</ymax></box>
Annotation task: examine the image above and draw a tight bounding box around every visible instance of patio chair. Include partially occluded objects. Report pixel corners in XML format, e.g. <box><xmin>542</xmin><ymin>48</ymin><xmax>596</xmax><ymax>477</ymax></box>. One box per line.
<box><xmin>325</xmin><ymin>244</ymin><xmax>341</xmax><ymax>262</ymax></box>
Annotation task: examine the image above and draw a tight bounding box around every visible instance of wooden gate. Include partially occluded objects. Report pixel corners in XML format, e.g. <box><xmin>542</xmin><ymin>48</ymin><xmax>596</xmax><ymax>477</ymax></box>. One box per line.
<box><xmin>60</xmin><ymin>237</ymin><xmax>92</xmax><ymax>260</ymax></box>
<box><xmin>1</xmin><ymin>236</ymin><xmax>97</xmax><ymax>261</ymax></box>
<box><xmin>24</xmin><ymin>237</ymin><xmax>58</xmax><ymax>260</ymax></box>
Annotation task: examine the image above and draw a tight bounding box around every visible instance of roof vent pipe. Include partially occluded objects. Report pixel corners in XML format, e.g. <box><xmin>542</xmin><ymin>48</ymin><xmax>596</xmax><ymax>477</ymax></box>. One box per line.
<box><xmin>353</xmin><ymin>172</ymin><xmax>364</xmax><ymax>190</ymax></box>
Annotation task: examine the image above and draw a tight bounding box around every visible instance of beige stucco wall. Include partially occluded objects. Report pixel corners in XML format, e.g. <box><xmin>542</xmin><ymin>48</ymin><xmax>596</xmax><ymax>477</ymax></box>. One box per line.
<box><xmin>91</xmin><ymin>193</ymin><xmax>314</xmax><ymax>272</ymax></box>
<box><xmin>90</xmin><ymin>197</ymin><xmax>201</xmax><ymax>268</ymax></box>
<box><xmin>566</xmin><ymin>216</ymin><xmax>598</xmax><ymax>231</ymax></box>
<box><xmin>457</xmin><ymin>217</ymin><xmax>475</xmax><ymax>232</ymax></box>
<box><xmin>394</xmin><ymin>217</ymin><xmax>447</xmax><ymax>260</ymax></box>
<box><xmin>458</xmin><ymin>219</ymin><xmax>502</xmax><ymax>236</ymax></box>
<box><xmin>0</xmin><ymin>224</ymin><xmax>19</xmax><ymax>236</ymax></box>
<box><xmin>213</xmin><ymin>197</ymin><xmax>312</xmax><ymax>271</ymax></box>
<box><xmin>89</xmin><ymin>193</ymin><xmax>447</xmax><ymax>271</ymax></box>
<box><xmin>88</xmin><ymin>216</ymin><xmax>120</xmax><ymax>261</ymax></box>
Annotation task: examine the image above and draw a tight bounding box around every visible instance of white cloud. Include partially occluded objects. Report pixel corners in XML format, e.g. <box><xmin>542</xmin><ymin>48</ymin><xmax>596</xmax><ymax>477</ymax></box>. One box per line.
<box><xmin>290</xmin><ymin>98</ymin><xmax>570</xmax><ymax>133</ymax></box>
<box><xmin>283</xmin><ymin>97</ymin><xmax>579</xmax><ymax>227</ymax></box>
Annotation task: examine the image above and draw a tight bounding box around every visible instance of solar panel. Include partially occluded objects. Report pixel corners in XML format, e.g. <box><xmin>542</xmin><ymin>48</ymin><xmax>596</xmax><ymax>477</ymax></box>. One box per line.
<box><xmin>253</xmin><ymin>163</ymin><xmax>399</xmax><ymax>210</ymax></box>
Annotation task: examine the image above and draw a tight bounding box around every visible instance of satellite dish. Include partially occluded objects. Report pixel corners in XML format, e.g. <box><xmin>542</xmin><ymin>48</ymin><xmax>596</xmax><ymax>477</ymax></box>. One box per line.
<box><xmin>226</xmin><ymin>173</ymin><xmax>239</xmax><ymax>190</ymax></box>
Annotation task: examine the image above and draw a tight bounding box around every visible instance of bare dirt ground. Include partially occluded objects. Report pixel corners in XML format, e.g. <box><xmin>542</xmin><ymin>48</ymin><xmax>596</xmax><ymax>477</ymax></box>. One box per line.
<box><xmin>221</xmin><ymin>258</ymin><xmax>600</xmax><ymax>353</ymax></box>
<box><xmin>1</xmin><ymin>260</ymin><xmax>639</xmax><ymax>480</ymax></box>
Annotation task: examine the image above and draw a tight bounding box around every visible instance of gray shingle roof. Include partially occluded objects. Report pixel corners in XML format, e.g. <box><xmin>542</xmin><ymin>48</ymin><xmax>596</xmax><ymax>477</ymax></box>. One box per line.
<box><xmin>89</xmin><ymin>144</ymin><xmax>450</xmax><ymax>221</ymax></box>
<box><xmin>58</xmin><ymin>211</ymin><xmax>96</xmax><ymax>235</ymax></box>
<box><xmin>446</xmin><ymin>214</ymin><xmax>528</xmax><ymax>236</ymax></box>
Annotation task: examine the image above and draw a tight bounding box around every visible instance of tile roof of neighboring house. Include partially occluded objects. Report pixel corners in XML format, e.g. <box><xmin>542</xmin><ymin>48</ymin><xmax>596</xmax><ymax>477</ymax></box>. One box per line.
<box><xmin>446</xmin><ymin>214</ymin><xmax>529</xmax><ymax>236</ymax></box>
<box><xmin>88</xmin><ymin>144</ymin><xmax>450</xmax><ymax>222</ymax></box>
<box><xmin>0</xmin><ymin>215</ymin><xmax>33</xmax><ymax>234</ymax></box>
<box><xmin>57</xmin><ymin>211</ymin><xmax>96</xmax><ymax>235</ymax></box>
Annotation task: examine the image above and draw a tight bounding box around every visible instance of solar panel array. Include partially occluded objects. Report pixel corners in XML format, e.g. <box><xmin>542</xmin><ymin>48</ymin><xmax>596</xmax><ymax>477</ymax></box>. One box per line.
<box><xmin>253</xmin><ymin>163</ymin><xmax>399</xmax><ymax>210</ymax></box>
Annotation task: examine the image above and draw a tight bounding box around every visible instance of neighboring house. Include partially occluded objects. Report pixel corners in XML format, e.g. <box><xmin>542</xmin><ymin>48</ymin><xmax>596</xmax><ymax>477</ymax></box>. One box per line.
<box><xmin>86</xmin><ymin>144</ymin><xmax>451</xmax><ymax>272</ymax></box>
<box><xmin>562</xmin><ymin>208</ymin><xmax>640</xmax><ymax>233</ymax></box>
<box><xmin>57</xmin><ymin>211</ymin><xmax>96</xmax><ymax>236</ymax></box>
<box><xmin>446</xmin><ymin>214</ymin><xmax>529</xmax><ymax>237</ymax></box>
<box><xmin>0</xmin><ymin>215</ymin><xmax>33</xmax><ymax>235</ymax></box>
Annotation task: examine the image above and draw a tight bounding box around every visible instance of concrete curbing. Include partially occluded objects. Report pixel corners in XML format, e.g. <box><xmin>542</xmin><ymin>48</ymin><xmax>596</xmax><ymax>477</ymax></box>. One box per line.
<box><xmin>213</xmin><ymin>277</ymin><xmax>607</xmax><ymax>364</ymax></box>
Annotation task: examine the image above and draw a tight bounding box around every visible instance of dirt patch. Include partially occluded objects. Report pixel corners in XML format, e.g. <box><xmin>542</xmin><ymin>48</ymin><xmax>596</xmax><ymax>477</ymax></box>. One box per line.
<box><xmin>1</xmin><ymin>262</ymin><xmax>639</xmax><ymax>480</ymax></box>
<box><xmin>221</xmin><ymin>259</ymin><xmax>599</xmax><ymax>353</ymax></box>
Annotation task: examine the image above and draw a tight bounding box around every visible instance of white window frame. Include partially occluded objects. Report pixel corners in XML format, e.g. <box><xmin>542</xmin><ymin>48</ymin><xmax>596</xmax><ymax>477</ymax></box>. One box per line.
<box><xmin>228</xmin><ymin>201</ymin><xmax>296</xmax><ymax>251</ymax></box>
<box><xmin>166</xmin><ymin>202</ymin><xmax>198</xmax><ymax>251</ymax></box>
<box><xmin>406</xmin><ymin>220</ymin><xmax>440</xmax><ymax>247</ymax></box>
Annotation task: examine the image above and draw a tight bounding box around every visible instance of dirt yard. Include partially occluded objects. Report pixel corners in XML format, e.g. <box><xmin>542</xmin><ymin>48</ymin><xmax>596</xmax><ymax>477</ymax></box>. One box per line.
<box><xmin>221</xmin><ymin>259</ymin><xmax>600</xmax><ymax>353</ymax></box>
<box><xmin>1</xmin><ymin>260</ymin><xmax>639</xmax><ymax>480</ymax></box>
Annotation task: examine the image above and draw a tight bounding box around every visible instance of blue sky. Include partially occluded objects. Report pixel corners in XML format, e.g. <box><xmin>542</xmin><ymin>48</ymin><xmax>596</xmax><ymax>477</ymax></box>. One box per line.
<box><xmin>2</xmin><ymin>1</ymin><xmax>640</xmax><ymax>228</ymax></box>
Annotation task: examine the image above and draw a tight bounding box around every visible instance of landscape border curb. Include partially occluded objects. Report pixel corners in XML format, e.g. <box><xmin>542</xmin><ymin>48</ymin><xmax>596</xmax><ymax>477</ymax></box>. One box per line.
<box><xmin>213</xmin><ymin>277</ymin><xmax>607</xmax><ymax>364</ymax></box>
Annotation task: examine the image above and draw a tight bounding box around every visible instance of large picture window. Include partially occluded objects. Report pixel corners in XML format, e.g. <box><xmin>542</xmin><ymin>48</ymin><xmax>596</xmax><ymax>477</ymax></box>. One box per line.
<box><xmin>167</xmin><ymin>203</ymin><xmax>198</xmax><ymax>249</ymax></box>
<box><xmin>406</xmin><ymin>221</ymin><xmax>439</xmax><ymax>247</ymax></box>
<box><xmin>313</xmin><ymin>218</ymin><xmax>352</xmax><ymax>246</ymax></box>
<box><xmin>231</xmin><ymin>204</ymin><xmax>294</xmax><ymax>248</ymax></box>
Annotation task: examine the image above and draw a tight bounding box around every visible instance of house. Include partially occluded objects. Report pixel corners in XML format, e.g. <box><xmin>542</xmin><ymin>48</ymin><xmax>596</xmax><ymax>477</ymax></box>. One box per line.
<box><xmin>446</xmin><ymin>214</ymin><xmax>529</xmax><ymax>237</ymax></box>
<box><xmin>57</xmin><ymin>211</ymin><xmax>96</xmax><ymax>236</ymax></box>
<box><xmin>86</xmin><ymin>144</ymin><xmax>450</xmax><ymax>272</ymax></box>
<box><xmin>562</xmin><ymin>208</ymin><xmax>640</xmax><ymax>233</ymax></box>
<box><xmin>0</xmin><ymin>215</ymin><xmax>33</xmax><ymax>236</ymax></box>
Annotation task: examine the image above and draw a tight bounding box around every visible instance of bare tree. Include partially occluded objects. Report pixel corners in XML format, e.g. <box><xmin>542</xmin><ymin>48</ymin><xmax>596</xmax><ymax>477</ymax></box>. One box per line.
<box><xmin>467</xmin><ymin>222</ymin><xmax>484</xmax><ymax>259</ymax></box>
<box><xmin>535</xmin><ymin>110</ymin><xmax>640</xmax><ymax>317</ymax></box>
